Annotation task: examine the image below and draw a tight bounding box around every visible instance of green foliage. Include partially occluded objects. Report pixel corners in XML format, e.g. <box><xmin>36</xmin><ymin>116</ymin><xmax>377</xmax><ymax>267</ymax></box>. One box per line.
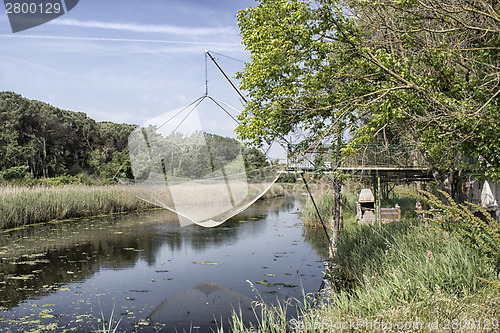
<box><xmin>243</xmin><ymin>147</ymin><xmax>269</xmax><ymax>171</ymax></box>
<box><xmin>129</xmin><ymin>128</ymin><xmax>268</xmax><ymax>181</ymax></box>
<box><xmin>408</xmin><ymin>189</ymin><xmax>500</xmax><ymax>273</ymax></box>
<box><xmin>236</xmin><ymin>0</ymin><xmax>500</xmax><ymax>180</ymax></box>
<box><xmin>0</xmin><ymin>92</ymin><xmax>136</xmax><ymax>183</ymax></box>
<box><xmin>0</xmin><ymin>165</ymin><xmax>32</xmax><ymax>182</ymax></box>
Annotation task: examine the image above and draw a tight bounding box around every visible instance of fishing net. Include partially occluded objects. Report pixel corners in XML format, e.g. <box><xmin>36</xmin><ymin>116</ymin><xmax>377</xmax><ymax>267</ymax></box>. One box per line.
<box><xmin>122</xmin><ymin>95</ymin><xmax>285</xmax><ymax>228</ymax></box>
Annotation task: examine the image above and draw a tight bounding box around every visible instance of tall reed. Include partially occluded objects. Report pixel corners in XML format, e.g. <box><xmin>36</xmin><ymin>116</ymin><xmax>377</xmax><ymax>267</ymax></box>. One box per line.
<box><xmin>0</xmin><ymin>185</ymin><xmax>153</xmax><ymax>230</ymax></box>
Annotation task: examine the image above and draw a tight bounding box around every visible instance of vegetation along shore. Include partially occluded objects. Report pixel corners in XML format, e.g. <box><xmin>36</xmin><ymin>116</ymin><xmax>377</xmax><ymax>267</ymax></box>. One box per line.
<box><xmin>0</xmin><ymin>183</ymin><xmax>286</xmax><ymax>231</ymax></box>
<box><xmin>0</xmin><ymin>185</ymin><xmax>154</xmax><ymax>230</ymax></box>
<box><xmin>219</xmin><ymin>187</ymin><xmax>500</xmax><ymax>332</ymax></box>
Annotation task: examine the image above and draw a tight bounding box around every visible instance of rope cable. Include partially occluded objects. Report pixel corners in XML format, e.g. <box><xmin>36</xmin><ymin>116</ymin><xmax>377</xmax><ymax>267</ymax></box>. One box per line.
<box><xmin>171</xmin><ymin>96</ymin><xmax>207</xmax><ymax>134</ymax></box>
<box><xmin>207</xmin><ymin>96</ymin><xmax>240</xmax><ymax>125</ymax></box>
<box><xmin>112</xmin><ymin>95</ymin><xmax>206</xmax><ymax>180</ymax></box>
<box><xmin>208</xmin><ymin>51</ymin><xmax>246</xmax><ymax>63</ymax></box>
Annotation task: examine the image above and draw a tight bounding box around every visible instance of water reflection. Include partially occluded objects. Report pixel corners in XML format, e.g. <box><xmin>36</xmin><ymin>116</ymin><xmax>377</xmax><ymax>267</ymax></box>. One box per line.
<box><xmin>303</xmin><ymin>225</ymin><xmax>331</xmax><ymax>259</ymax></box>
<box><xmin>0</xmin><ymin>195</ymin><xmax>327</xmax><ymax>332</ymax></box>
<box><xmin>148</xmin><ymin>281</ymin><xmax>255</xmax><ymax>332</ymax></box>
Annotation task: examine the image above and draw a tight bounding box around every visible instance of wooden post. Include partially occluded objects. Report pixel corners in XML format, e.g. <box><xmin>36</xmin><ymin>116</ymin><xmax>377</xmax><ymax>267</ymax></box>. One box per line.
<box><xmin>377</xmin><ymin>173</ymin><xmax>381</xmax><ymax>225</ymax></box>
<box><xmin>330</xmin><ymin>176</ymin><xmax>342</xmax><ymax>258</ymax></box>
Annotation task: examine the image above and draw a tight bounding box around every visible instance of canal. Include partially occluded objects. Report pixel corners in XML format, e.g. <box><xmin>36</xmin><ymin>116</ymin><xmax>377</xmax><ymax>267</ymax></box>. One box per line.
<box><xmin>0</xmin><ymin>195</ymin><xmax>328</xmax><ymax>332</ymax></box>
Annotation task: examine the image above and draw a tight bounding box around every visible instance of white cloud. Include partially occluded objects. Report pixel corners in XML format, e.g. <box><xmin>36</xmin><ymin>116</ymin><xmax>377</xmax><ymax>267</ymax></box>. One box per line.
<box><xmin>0</xmin><ymin>34</ymin><xmax>243</xmax><ymax>50</ymax></box>
<box><xmin>51</xmin><ymin>18</ymin><xmax>238</xmax><ymax>36</ymax></box>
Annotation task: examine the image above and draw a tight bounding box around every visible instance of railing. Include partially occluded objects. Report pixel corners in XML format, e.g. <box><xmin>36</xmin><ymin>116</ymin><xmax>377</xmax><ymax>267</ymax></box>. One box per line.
<box><xmin>341</xmin><ymin>144</ymin><xmax>427</xmax><ymax>168</ymax></box>
<box><xmin>287</xmin><ymin>144</ymin><xmax>429</xmax><ymax>170</ymax></box>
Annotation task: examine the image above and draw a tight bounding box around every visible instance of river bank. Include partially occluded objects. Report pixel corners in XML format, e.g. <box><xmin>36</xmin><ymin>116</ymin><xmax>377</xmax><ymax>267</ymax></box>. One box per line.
<box><xmin>0</xmin><ymin>185</ymin><xmax>154</xmax><ymax>230</ymax></box>
<box><xmin>221</xmin><ymin>190</ymin><xmax>500</xmax><ymax>332</ymax></box>
<box><xmin>222</xmin><ymin>219</ymin><xmax>499</xmax><ymax>332</ymax></box>
<box><xmin>0</xmin><ymin>183</ymin><xmax>286</xmax><ymax>231</ymax></box>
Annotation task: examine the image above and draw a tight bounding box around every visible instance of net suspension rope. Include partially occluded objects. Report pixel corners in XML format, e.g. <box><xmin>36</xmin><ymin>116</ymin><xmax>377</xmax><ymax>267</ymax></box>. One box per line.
<box><xmin>113</xmin><ymin>54</ymin><xmax>337</xmax><ymax>280</ymax></box>
<box><xmin>114</xmin><ymin>50</ymin><xmax>335</xmax><ymax>253</ymax></box>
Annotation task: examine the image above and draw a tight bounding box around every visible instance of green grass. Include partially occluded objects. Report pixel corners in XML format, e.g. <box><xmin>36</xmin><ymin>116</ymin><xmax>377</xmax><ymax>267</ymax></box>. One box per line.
<box><xmin>301</xmin><ymin>190</ymin><xmax>337</xmax><ymax>226</ymax></box>
<box><xmin>0</xmin><ymin>185</ymin><xmax>154</xmax><ymax>230</ymax></box>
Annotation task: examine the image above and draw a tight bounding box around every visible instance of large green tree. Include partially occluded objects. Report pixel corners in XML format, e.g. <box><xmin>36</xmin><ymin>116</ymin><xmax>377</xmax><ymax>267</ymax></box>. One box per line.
<box><xmin>0</xmin><ymin>92</ymin><xmax>136</xmax><ymax>180</ymax></box>
<box><xmin>236</xmin><ymin>0</ymin><xmax>500</xmax><ymax>184</ymax></box>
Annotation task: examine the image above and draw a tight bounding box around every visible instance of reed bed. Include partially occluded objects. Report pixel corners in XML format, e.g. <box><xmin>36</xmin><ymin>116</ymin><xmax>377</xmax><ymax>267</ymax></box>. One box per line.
<box><xmin>302</xmin><ymin>189</ymin><xmax>359</xmax><ymax>228</ymax></box>
<box><xmin>0</xmin><ymin>183</ymin><xmax>285</xmax><ymax>230</ymax></box>
<box><xmin>261</xmin><ymin>183</ymin><xmax>285</xmax><ymax>199</ymax></box>
<box><xmin>0</xmin><ymin>185</ymin><xmax>154</xmax><ymax>230</ymax></box>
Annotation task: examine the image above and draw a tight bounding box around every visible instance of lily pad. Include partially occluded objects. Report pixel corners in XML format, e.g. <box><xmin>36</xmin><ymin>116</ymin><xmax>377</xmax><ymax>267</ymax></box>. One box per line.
<box><xmin>256</xmin><ymin>280</ymin><xmax>272</xmax><ymax>287</ymax></box>
<box><xmin>193</xmin><ymin>261</ymin><xmax>223</xmax><ymax>265</ymax></box>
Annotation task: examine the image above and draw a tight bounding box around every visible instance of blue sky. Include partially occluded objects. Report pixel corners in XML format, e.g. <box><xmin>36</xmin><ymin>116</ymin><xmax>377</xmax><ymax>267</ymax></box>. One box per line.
<box><xmin>0</xmin><ymin>0</ymin><xmax>257</xmax><ymax>132</ymax></box>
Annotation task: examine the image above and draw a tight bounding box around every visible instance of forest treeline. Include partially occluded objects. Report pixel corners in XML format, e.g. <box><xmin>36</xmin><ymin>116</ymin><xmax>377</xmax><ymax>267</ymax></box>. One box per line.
<box><xmin>0</xmin><ymin>91</ymin><xmax>268</xmax><ymax>184</ymax></box>
<box><xmin>0</xmin><ymin>91</ymin><xmax>134</xmax><ymax>183</ymax></box>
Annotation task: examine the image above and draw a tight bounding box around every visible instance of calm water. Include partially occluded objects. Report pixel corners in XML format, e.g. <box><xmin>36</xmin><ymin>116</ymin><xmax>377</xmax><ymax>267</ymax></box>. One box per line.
<box><xmin>0</xmin><ymin>195</ymin><xmax>328</xmax><ymax>332</ymax></box>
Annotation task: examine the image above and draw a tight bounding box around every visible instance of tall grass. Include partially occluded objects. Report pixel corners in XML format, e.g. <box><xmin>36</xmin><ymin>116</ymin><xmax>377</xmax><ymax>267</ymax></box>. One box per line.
<box><xmin>0</xmin><ymin>183</ymin><xmax>285</xmax><ymax>230</ymax></box>
<box><xmin>261</xmin><ymin>183</ymin><xmax>286</xmax><ymax>199</ymax></box>
<box><xmin>409</xmin><ymin>189</ymin><xmax>500</xmax><ymax>273</ymax></box>
<box><xmin>0</xmin><ymin>185</ymin><xmax>154</xmax><ymax>230</ymax></box>
<box><xmin>302</xmin><ymin>188</ymin><xmax>359</xmax><ymax>230</ymax></box>
<box><xmin>301</xmin><ymin>190</ymin><xmax>336</xmax><ymax>226</ymax></box>
<box><xmin>223</xmin><ymin>220</ymin><xmax>499</xmax><ymax>332</ymax></box>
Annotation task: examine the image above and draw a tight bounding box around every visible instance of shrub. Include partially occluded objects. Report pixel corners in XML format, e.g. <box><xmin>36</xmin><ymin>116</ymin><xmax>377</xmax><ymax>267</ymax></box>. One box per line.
<box><xmin>408</xmin><ymin>189</ymin><xmax>500</xmax><ymax>274</ymax></box>
<box><xmin>1</xmin><ymin>165</ymin><xmax>32</xmax><ymax>181</ymax></box>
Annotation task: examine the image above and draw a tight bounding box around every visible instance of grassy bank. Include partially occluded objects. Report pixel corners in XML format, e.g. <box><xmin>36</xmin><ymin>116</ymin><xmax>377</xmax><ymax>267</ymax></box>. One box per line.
<box><xmin>0</xmin><ymin>185</ymin><xmax>154</xmax><ymax>230</ymax></box>
<box><xmin>220</xmin><ymin>186</ymin><xmax>499</xmax><ymax>332</ymax></box>
<box><xmin>261</xmin><ymin>183</ymin><xmax>286</xmax><ymax>199</ymax></box>
<box><xmin>221</xmin><ymin>219</ymin><xmax>499</xmax><ymax>332</ymax></box>
<box><xmin>0</xmin><ymin>183</ymin><xmax>286</xmax><ymax>230</ymax></box>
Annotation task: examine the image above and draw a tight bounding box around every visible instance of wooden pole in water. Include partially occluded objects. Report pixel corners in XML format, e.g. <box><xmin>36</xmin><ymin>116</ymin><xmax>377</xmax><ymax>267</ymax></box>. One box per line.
<box><xmin>331</xmin><ymin>176</ymin><xmax>342</xmax><ymax>259</ymax></box>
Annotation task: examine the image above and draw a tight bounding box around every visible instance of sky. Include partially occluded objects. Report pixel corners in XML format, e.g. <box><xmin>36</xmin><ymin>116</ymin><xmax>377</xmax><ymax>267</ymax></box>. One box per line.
<box><xmin>0</xmin><ymin>0</ymin><xmax>257</xmax><ymax>135</ymax></box>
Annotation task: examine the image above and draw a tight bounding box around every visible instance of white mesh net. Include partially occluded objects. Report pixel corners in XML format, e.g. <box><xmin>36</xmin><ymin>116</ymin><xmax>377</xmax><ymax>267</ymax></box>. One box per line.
<box><xmin>123</xmin><ymin>96</ymin><xmax>285</xmax><ymax>227</ymax></box>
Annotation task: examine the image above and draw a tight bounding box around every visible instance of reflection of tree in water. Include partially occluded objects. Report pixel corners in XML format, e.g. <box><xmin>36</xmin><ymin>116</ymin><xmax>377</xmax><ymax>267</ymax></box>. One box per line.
<box><xmin>147</xmin><ymin>281</ymin><xmax>256</xmax><ymax>333</ymax></box>
<box><xmin>0</xmin><ymin>230</ymin><xmax>153</xmax><ymax>309</ymax></box>
<box><xmin>302</xmin><ymin>224</ymin><xmax>330</xmax><ymax>259</ymax></box>
<box><xmin>159</xmin><ymin>197</ymin><xmax>290</xmax><ymax>254</ymax></box>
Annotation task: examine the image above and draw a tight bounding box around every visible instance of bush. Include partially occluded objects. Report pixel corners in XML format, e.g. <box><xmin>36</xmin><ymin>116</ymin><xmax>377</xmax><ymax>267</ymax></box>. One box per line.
<box><xmin>409</xmin><ymin>189</ymin><xmax>500</xmax><ymax>274</ymax></box>
<box><xmin>1</xmin><ymin>165</ymin><xmax>32</xmax><ymax>182</ymax></box>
